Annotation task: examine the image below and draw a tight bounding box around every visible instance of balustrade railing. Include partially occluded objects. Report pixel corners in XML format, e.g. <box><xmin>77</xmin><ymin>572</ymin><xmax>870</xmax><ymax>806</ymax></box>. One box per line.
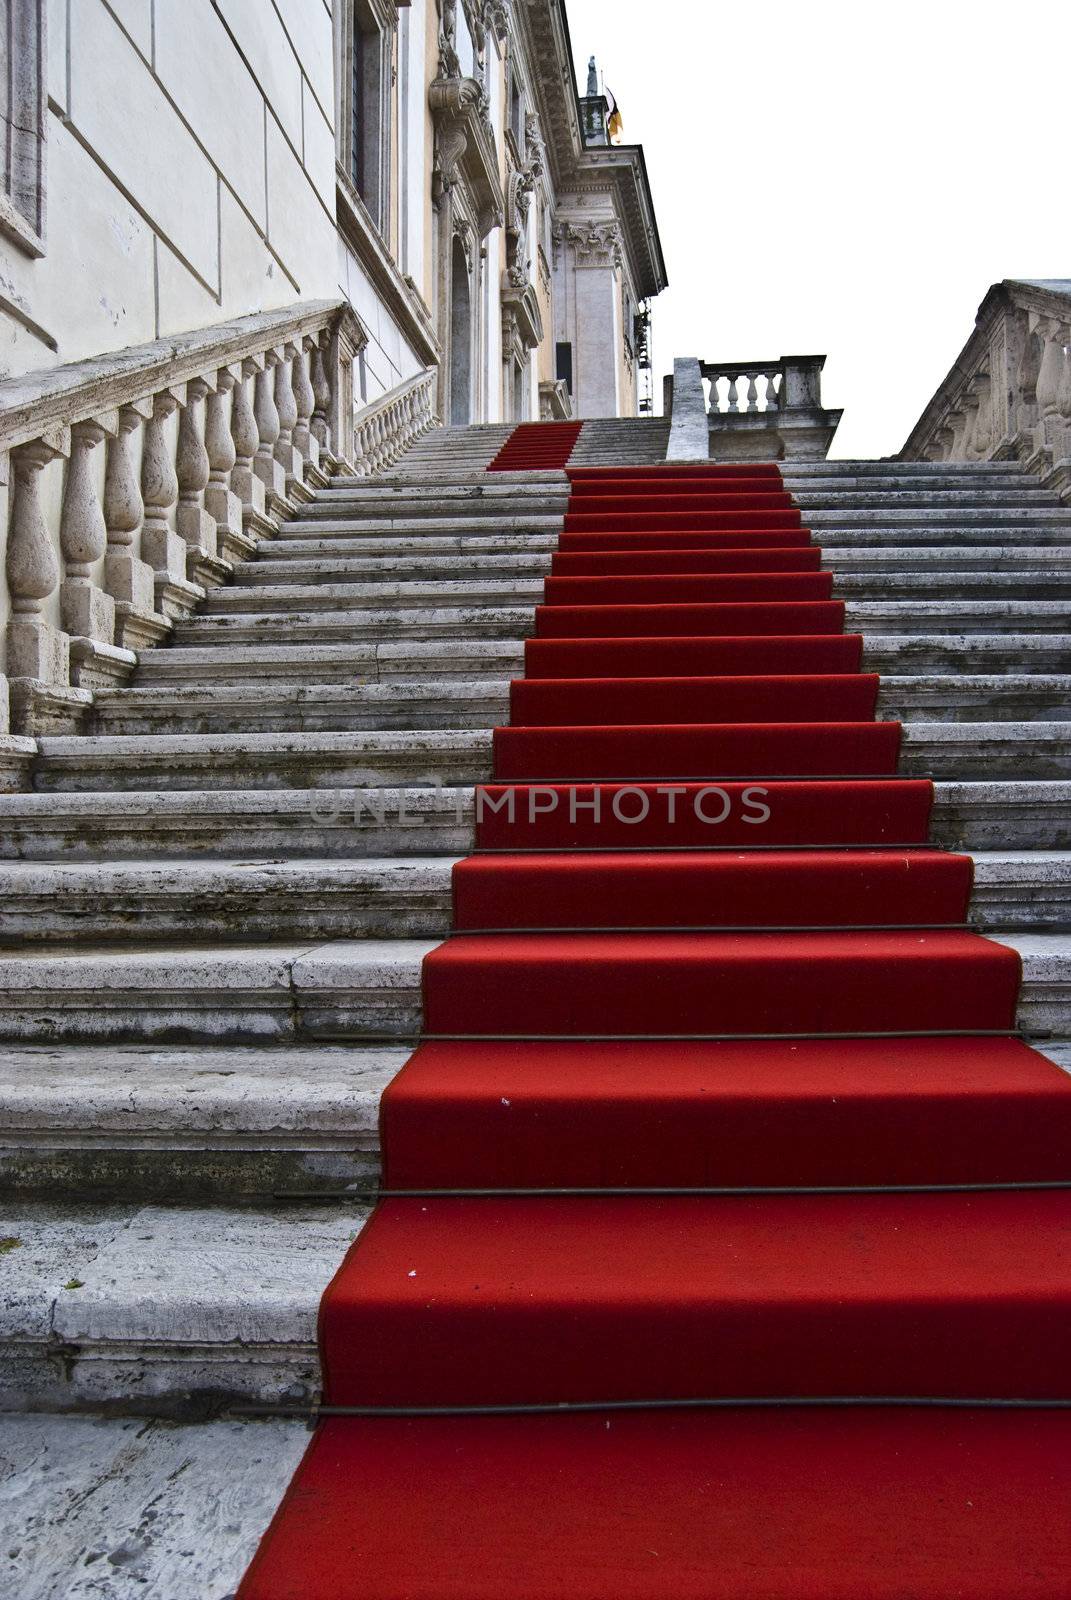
<box><xmin>899</xmin><ymin>280</ymin><xmax>1071</xmax><ymax>498</ymax></box>
<box><xmin>0</xmin><ymin>303</ymin><xmax>439</xmax><ymax>740</ymax></box>
<box><xmin>666</xmin><ymin>354</ymin><xmax>841</xmax><ymax>461</ymax></box>
<box><xmin>351</xmin><ymin>368</ymin><xmax>437</xmax><ymax>477</ymax></box>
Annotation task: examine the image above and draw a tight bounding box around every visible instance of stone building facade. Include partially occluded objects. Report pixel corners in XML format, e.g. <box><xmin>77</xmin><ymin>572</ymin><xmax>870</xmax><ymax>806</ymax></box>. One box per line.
<box><xmin>0</xmin><ymin>0</ymin><xmax>665</xmax><ymax>422</ymax></box>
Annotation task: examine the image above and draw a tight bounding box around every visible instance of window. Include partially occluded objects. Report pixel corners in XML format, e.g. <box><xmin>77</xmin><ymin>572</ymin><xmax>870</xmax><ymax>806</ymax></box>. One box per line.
<box><xmin>350</xmin><ymin>25</ymin><xmax>363</xmax><ymax>192</ymax></box>
<box><xmin>338</xmin><ymin>0</ymin><xmax>391</xmax><ymax>233</ymax></box>
<box><xmin>0</xmin><ymin>0</ymin><xmax>46</xmax><ymax>255</ymax></box>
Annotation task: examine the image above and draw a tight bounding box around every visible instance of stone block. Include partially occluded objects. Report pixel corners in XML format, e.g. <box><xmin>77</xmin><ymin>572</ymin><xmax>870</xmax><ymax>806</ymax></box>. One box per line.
<box><xmin>6</xmin><ymin>615</ymin><xmax>68</xmax><ymax>687</ymax></box>
<box><xmin>60</xmin><ymin>577</ymin><xmax>114</xmax><ymax>645</ymax></box>
<box><xmin>154</xmin><ymin>0</ymin><xmax>268</xmax><ymax>227</ymax></box>
<box><xmin>104</xmin><ymin>550</ymin><xmax>156</xmax><ymax>615</ymax></box>
<box><xmin>265</xmin><ymin>117</ymin><xmax>336</xmax><ymax>298</ymax></box>
<box><xmin>274</xmin><ymin>0</ymin><xmax>335</xmax><ymax>117</ymax></box>
<box><xmin>217</xmin><ymin>0</ymin><xmax>304</xmax><ymax>151</ymax></box>
<box><xmin>70</xmin><ymin>2</ymin><xmax>219</xmax><ymax>286</ymax></box>
<box><xmin>301</xmin><ymin>79</ymin><xmax>337</xmax><ymax>210</ymax></box>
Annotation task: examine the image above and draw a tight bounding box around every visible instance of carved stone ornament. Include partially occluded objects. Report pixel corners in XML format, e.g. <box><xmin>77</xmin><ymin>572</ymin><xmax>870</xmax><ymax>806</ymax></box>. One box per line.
<box><xmin>560</xmin><ymin>219</ymin><xmax>624</xmax><ymax>270</ymax></box>
<box><xmin>429</xmin><ymin>74</ymin><xmax>505</xmax><ymax>237</ymax></box>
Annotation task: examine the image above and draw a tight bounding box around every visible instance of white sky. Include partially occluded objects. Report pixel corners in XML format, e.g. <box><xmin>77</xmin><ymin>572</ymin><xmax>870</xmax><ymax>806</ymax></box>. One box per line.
<box><xmin>565</xmin><ymin>0</ymin><xmax>1070</xmax><ymax>458</ymax></box>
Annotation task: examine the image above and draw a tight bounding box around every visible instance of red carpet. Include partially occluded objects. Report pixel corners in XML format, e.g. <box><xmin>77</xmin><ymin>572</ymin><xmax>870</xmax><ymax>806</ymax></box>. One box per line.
<box><xmin>238</xmin><ymin>1410</ymin><xmax>1071</xmax><ymax>1600</ymax></box>
<box><xmin>487</xmin><ymin>421</ymin><xmax>583</xmax><ymax>471</ymax></box>
<box><xmin>239</xmin><ymin>439</ymin><xmax>1071</xmax><ymax>1597</ymax></box>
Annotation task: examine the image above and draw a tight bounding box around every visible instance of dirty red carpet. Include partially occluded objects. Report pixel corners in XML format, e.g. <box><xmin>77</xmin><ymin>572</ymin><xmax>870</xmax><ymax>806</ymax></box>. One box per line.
<box><xmin>239</xmin><ymin>438</ymin><xmax>1071</xmax><ymax>1598</ymax></box>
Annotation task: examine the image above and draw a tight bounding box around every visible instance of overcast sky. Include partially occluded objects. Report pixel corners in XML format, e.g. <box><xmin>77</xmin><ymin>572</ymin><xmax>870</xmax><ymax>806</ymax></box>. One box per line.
<box><xmin>566</xmin><ymin>0</ymin><xmax>1069</xmax><ymax>458</ymax></box>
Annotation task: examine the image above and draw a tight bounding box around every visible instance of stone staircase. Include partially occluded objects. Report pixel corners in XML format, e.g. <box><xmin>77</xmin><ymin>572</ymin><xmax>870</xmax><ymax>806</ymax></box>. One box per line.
<box><xmin>1</xmin><ymin>436</ymin><xmax>1070</xmax><ymax>1439</ymax></box>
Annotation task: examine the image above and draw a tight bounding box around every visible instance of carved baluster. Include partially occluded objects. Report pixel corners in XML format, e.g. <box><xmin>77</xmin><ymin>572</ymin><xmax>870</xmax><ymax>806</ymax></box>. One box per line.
<box><xmin>205</xmin><ymin>369</ymin><xmax>251</xmax><ymax>564</ymax></box>
<box><xmin>1034</xmin><ymin>319</ymin><xmax>1071</xmax><ymax>464</ymax></box>
<box><xmin>60</xmin><ymin>414</ymin><xmax>138</xmax><ymax>687</ymax></box>
<box><xmin>5</xmin><ymin>437</ymin><xmax>77</xmax><ymax>726</ymax></box>
<box><xmin>140</xmin><ymin>391</ymin><xmax>201</xmax><ymax>618</ymax></box>
<box><xmin>103</xmin><ymin>400</ymin><xmax>167</xmax><ymax>650</ymax></box>
<box><xmin>725</xmin><ymin>375</ymin><xmax>740</xmax><ymax>413</ymax></box>
<box><xmin>230</xmin><ymin>360</ymin><xmax>268</xmax><ymax>531</ymax></box>
<box><xmin>745</xmin><ymin>373</ymin><xmax>759</xmax><ymax>413</ymax></box>
<box><xmin>293</xmin><ymin>343</ymin><xmax>317</xmax><ymax>467</ymax></box>
<box><xmin>274</xmin><ymin>341</ymin><xmax>302</xmax><ymax>488</ymax></box>
<box><xmin>310</xmin><ymin>340</ymin><xmax>332</xmax><ymax>453</ymax></box>
<box><xmin>253</xmin><ymin>354</ymin><xmax>287</xmax><ymax>503</ymax></box>
<box><xmin>176</xmin><ymin>377</ymin><xmax>224</xmax><ymax>584</ymax></box>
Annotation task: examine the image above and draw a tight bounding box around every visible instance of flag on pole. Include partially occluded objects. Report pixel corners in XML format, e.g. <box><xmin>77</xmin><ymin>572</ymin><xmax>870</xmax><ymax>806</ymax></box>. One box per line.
<box><xmin>606</xmin><ymin>86</ymin><xmax>623</xmax><ymax>142</ymax></box>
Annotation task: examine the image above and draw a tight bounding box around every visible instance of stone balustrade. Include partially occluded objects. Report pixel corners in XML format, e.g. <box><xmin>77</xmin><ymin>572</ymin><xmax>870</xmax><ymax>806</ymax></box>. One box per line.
<box><xmin>351</xmin><ymin>369</ymin><xmax>438</xmax><ymax>477</ymax></box>
<box><xmin>0</xmin><ymin>301</ymin><xmax>386</xmax><ymax>737</ymax></box>
<box><xmin>665</xmin><ymin>355</ymin><xmax>842</xmax><ymax>461</ymax></box>
<box><xmin>899</xmin><ymin>280</ymin><xmax>1071</xmax><ymax>498</ymax></box>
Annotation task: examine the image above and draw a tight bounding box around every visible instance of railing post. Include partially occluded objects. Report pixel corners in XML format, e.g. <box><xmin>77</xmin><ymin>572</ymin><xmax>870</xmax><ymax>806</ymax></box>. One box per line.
<box><xmin>665</xmin><ymin>357</ymin><xmax>709</xmax><ymax>461</ymax></box>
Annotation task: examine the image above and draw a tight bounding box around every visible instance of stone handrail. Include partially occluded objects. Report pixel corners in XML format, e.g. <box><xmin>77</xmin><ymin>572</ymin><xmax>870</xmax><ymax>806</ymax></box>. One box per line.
<box><xmin>899</xmin><ymin>280</ymin><xmax>1071</xmax><ymax>498</ymax></box>
<box><xmin>350</xmin><ymin>368</ymin><xmax>438</xmax><ymax>477</ymax></box>
<box><xmin>0</xmin><ymin>301</ymin><xmax>372</xmax><ymax>737</ymax></box>
<box><xmin>665</xmin><ymin>355</ymin><xmax>842</xmax><ymax>461</ymax></box>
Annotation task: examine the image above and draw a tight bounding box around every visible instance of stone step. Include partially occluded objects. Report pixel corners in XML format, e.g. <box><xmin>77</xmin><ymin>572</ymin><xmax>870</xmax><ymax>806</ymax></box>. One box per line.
<box><xmin>0</xmin><ymin>1411</ymin><xmax>308</xmax><ymax>1594</ymax></box>
<box><xmin>0</xmin><ymin>928</ymin><xmax>1063</xmax><ymax>1046</ymax></box>
<box><xmin>133</xmin><ymin>635</ymin><xmax>1071</xmax><ymax>685</ymax></box>
<box><xmin>0</xmin><ymin>1043</ymin><xmax>402</xmax><ymax>1201</ymax></box>
<box><xmin>196</xmin><ymin>575</ymin><xmax>1071</xmax><ymax>617</ymax></box>
<box><xmin>790</xmin><ymin>489</ymin><xmax>1064</xmax><ymax>509</ymax></box>
<box><xmin>0</xmin><ymin>851</ymin><xmax>1067</xmax><ymax>945</ymax></box>
<box><xmin>30</xmin><ymin>721</ymin><xmax>1071</xmax><ymax>792</ymax></box>
<box><xmin>166</xmin><ymin>600</ymin><xmax>1071</xmax><ymax>647</ymax></box>
<box><xmin>278</xmin><ymin>513</ymin><xmax>566</xmax><ymax>536</ymax></box>
<box><xmin>257</xmin><ymin>524</ymin><xmax>1071</xmax><ymax>554</ymax></box>
<box><xmin>804</xmin><ymin>506</ymin><xmax>1071</xmax><ymax>527</ymax></box>
<box><xmin>0</xmin><ymin>1194</ymin><xmax>362</xmax><ymax>1411</ymax></box>
<box><xmin>81</xmin><ymin>675</ymin><xmax>1071</xmax><ymax>736</ymax></box>
<box><xmin>0</xmin><ymin>781</ymin><xmax>1068</xmax><ymax>860</ymax></box>
<box><xmin>234</xmin><ymin>546</ymin><xmax>1071</xmax><ymax>586</ymax></box>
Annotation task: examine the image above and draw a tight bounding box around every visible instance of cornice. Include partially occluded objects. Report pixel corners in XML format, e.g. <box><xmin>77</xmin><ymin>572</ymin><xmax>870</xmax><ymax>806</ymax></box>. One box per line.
<box><xmin>335</xmin><ymin>170</ymin><xmax>442</xmax><ymax>367</ymax></box>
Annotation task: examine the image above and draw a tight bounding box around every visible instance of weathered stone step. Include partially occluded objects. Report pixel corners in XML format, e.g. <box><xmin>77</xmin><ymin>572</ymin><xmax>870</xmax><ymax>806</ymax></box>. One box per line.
<box><xmin>135</xmin><ymin>639</ymin><xmax>527</xmax><ymax>683</ymax></box>
<box><xmin>0</xmin><ymin>782</ymin><xmax>1068</xmax><ymax>860</ymax></box>
<box><xmin>0</xmin><ymin>1194</ymin><xmax>362</xmax><ymax>1412</ymax></box>
<box><xmin>261</xmin><ymin>513</ymin><xmax>567</xmax><ymax>537</ymax></box>
<box><xmin>132</xmin><ymin>635</ymin><xmax>1071</xmax><ymax>686</ymax></box>
<box><xmin>30</xmin><ymin>721</ymin><xmax>1071</xmax><ymax>792</ymax></box>
<box><xmin>790</xmin><ymin>489</ymin><xmax>1063</xmax><ymax>509</ymax></box>
<box><xmin>0</xmin><ymin>1411</ymin><xmax>307</xmax><ymax>1592</ymax></box>
<box><xmin>237</xmin><ymin>545</ymin><xmax>1071</xmax><ymax>586</ymax></box>
<box><xmin>81</xmin><ymin>674</ymin><xmax>1071</xmax><ymax>737</ymax></box>
<box><xmin>0</xmin><ymin>1043</ymin><xmax>402</xmax><ymax>1201</ymax></box>
<box><xmin>804</xmin><ymin>506</ymin><xmax>1071</xmax><ymax>527</ymax></box>
<box><xmin>0</xmin><ymin>851</ymin><xmax>1068</xmax><ymax>945</ymax></box>
<box><xmin>167</xmin><ymin>599</ymin><xmax>1071</xmax><ymax>647</ymax></box>
<box><xmin>0</xmin><ymin>931</ymin><xmax>1064</xmax><ymax>1044</ymax></box>
<box><xmin>256</xmin><ymin>524</ymin><xmax>1071</xmax><ymax>556</ymax></box>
